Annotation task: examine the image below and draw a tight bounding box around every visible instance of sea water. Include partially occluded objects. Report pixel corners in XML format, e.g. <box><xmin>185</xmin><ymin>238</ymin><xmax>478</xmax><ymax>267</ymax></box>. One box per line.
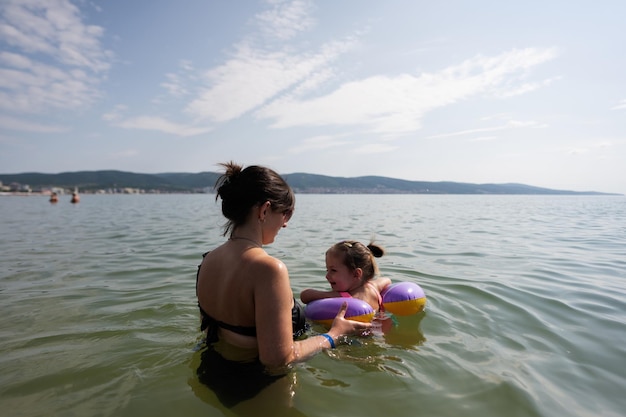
<box><xmin>0</xmin><ymin>194</ymin><xmax>624</xmax><ymax>417</ymax></box>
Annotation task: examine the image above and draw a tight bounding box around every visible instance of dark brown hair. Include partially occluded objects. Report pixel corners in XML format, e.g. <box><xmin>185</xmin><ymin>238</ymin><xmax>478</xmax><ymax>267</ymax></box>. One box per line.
<box><xmin>327</xmin><ymin>240</ymin><xmax>385</xmax><ymax>282</ymax></box>
<box><xmin>214</xmin><ymin>161</ymin><xmax>295</xmax><ymax>236</ymax></box>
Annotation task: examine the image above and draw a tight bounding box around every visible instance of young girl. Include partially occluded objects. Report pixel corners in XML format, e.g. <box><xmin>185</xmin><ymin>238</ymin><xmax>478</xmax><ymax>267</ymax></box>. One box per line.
<box><xmin>300</xmin><ymin>240</ymin><xmax>392</xmax><ymax>313</ymax></box>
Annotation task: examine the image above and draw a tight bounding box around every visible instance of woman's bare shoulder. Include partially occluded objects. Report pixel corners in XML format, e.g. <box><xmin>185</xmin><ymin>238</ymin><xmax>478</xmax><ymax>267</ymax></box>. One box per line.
<box><xmin>249</xmin><ymin>251</ymin><xmax>288</xmax><ymax>281</ymax></box>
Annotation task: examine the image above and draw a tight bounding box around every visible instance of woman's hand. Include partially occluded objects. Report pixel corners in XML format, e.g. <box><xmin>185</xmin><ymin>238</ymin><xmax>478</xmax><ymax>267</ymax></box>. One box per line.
<box><xmin>327</xmin><ymin>301</ymin><xmax>371</xmax><ymax>339</ymax></box>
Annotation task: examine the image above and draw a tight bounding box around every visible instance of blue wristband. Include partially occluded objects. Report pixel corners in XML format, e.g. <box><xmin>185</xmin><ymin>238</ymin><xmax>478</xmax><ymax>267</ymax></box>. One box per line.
<box><xmin>320</xmin><ymin>333</ymin><xmax>335</xmax><ymax>349</ymax></box>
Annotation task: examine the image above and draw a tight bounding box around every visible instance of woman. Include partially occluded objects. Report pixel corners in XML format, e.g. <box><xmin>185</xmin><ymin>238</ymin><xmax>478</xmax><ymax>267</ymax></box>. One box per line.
<box><xmin>195</xmin><ymin>162</ymin><xmax>370</xmax><ymax>407</ymax></box>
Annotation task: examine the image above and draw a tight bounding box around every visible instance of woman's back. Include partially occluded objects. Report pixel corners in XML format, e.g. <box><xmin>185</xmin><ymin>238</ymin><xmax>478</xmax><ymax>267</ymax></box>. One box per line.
<box><xmin>197</xmin><ymin>242</ymin><xmax>267</xmax><ymax>348</ymax></box>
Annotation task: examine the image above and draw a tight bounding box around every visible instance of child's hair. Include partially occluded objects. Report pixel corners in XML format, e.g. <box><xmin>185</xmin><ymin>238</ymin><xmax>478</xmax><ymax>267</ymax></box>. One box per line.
<box><xmin>326</xmin><ymin>240</ymin><xmax>385</xmax><ymax>281</ymax></box>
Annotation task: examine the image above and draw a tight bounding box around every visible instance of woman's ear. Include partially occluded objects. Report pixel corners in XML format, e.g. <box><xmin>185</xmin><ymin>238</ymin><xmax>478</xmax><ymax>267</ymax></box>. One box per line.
<box><xmin>258</xmin><ymin>200</ymin><xmax>271</xmax><ymax>222</ymax></box>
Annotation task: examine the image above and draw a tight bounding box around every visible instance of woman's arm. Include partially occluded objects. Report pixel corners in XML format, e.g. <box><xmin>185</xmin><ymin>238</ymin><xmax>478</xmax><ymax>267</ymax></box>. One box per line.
<box><xmin>254</xmin><ymin>256</ymin><xmax>369</xmax><ymax>369</ymax></box>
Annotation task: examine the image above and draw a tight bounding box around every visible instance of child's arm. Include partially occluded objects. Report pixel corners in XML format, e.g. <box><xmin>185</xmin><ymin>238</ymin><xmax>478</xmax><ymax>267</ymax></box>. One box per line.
<box><xmin>373</xmin><ymin>277</ymin><xmax>392</xmax><ymax>293</ymax></box>
<box><xmin>300</xmin><ymin>288</ymin><xmax>340</xmax><ymax>304</ymax></box>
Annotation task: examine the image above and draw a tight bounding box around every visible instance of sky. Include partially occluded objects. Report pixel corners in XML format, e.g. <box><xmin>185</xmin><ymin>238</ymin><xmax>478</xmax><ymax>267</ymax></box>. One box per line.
<box><xmin>1</xmin><ymin>0</ymin><xmax>625</xmax><ymax>194</ymax></box>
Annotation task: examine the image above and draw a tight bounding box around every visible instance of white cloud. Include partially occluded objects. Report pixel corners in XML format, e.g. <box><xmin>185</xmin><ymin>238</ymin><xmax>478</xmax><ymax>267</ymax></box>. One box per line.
<box><xmin>126</xmin><ymin>1</ymin><xmax>562</xmax><ymax>141</ymax></box>
<box><xmin>0</xmin><ymin>50</ymin><xmax>30</xmax><ymax>68</ymax></box>
<box><xmin>565</xmin><ymin>139</ymin><xmax>616</xmax><ymax>156</ymax></box>
<box><xmin>481</xmin><ymin>113</ymin><xmax>513</xmax><ymax>121</ymax></box>
<box><xmin>101</xmin><ymin>104</ymin><xmax>128</xmax><ymax>122</ymax></box>
<box><xmin>468</xmin><ymin>136</ymin><xmax>498</xmax><ymax>142</ymax></box>
<box><xmin>0</xmin><ymin>0</ymin><xmax>111</xmax><ymax>115</ymax></box>
<box><xmin>288</xmin><ymin>134</ymin><xmax>397</xmax><ymax>156</ymax></box>
<box><xmin>184</xmin><ymin>38</ymin><xmax>356</xmax><ymax>123</ymax></box>
<box><xmin>0</xmin><ymin>0</ymin><xmax>110</xmax><ymax>71</ymax></box>
<box><xmin>429</xmin><ymin>126</ymin><xmax>505</xmax><ymax>139</ymax></box>
<box><xmin>160</xmin><ymin>73</ymin><xmax>188</xmax><ymax>97</ymax></box>
<box><xmin>116</xmin><ymin>116</ymin><xmax>213</xmax><ymax>137</ymax></box>
<box><xmin>568</xmin><ymin>147</ymin><xmax>588</xmax><ymax>155</ymax></box>
<box><xmin>493</xmin><ymin>76</ymin><xmax>561</xmax><ymax>98</ymax></box>
<box><xmin>256</xmin><ymin>48</ymin><xmax>557</xmax><ymax>136</ymax></box>
<box><xmin>256</xmin><ymin>0</ymin><xmax>315</xmax><ymax>40</ymax></box>
<box><xmin>0</xmin><ymin>55</ymin><xmax>101</xmax><ymax>113</ymax></box>
<box><xmin>0</xmin><ymin>114</ymin><xmax>68</xmax><ymax>133</ymax></box>
<box><xmin>287</xmin><ymin>134</ymin><xmax>348</xmax><ymax>154</ymax></box>
<box><xmin>611</xmin><ymin>99</ymin><xmax>626</xmax><ymax>110</ymax></box>
<box><xmin>111</xmin><ymin>0</ymin><xmax>336</xmax><ymax>136</ymax></box>
<box><xmin>428</xmin><ymin>119</ymin><xmax>547</xmax><ymax>139</ymax></box>
<box><xmin>159</xmin><ymin>60</ymin><xmax>197</xmax><ymax>98</ymax></box>
<box><xmin>594</xmin><ymin>140</ymin><xmax>613</xmax><ymax>148</ymax></box>
<box><xmin>507</xmin><ymin>120</ymin><xmax>547</xmax><ymax>128</ymax></box>
<box><xmin>354</xmin><ymin>143</ymin><xmax>398</xmax><ymax>154</ymax></box>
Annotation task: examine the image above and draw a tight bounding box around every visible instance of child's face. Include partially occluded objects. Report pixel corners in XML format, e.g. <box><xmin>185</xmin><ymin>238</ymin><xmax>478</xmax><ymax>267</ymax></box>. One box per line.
<box><xmin>325</xmin><ymin>251</ymin><xmax>358</xmax><ymax>292</ymax></box>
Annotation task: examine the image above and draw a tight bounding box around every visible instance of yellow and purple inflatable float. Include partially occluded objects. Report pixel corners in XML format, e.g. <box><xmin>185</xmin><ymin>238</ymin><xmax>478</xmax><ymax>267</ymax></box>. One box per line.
<box><xmin>304</xmin><ymin>282</ymin><xmax>426</xmax><ymax>327</ymax></box>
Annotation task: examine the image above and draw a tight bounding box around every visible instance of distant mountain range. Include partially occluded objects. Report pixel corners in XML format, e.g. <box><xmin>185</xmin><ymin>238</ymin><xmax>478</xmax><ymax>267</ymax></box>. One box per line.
<box><xmin>0</xmin><ymin>170</ymin><xmax>619</xmax><ymax>195</ymax></box>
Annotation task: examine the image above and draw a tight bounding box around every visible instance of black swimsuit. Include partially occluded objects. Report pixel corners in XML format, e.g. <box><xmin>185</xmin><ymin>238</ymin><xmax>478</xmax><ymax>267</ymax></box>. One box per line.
<box><xmin>199</xmin><ymin>302</ymin><xmax>306</xmax><ymax>342</ymax></box>
<box><xmin>195</xmin><ymin>252</ymin><xmax>307</xmax><ymax>341</ymax></box>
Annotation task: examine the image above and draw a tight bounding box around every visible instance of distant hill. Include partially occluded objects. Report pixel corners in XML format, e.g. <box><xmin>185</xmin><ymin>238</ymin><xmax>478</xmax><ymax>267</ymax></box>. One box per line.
<box><xmin>0</xmin><ymin>170</ymin><xmax>619</xmax><ymax>195</ymax></box>
<box><xmin>282</xmin><ymin>173</ymin><xmax>617</xmax><ymax>195</ymax></box>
